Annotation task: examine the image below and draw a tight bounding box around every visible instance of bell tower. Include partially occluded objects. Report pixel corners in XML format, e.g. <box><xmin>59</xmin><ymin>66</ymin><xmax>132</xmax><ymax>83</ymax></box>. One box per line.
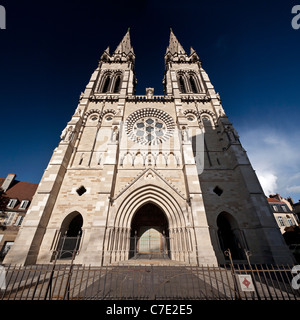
<box><xmin>98</xmin><ymin>28</ymin><xmax>136</xmax><ymax>97</ymax></box>
<box><xmin>3</xmin><ymin>29</ymin><xmax>138</xmax><ymax>266</ymax></box>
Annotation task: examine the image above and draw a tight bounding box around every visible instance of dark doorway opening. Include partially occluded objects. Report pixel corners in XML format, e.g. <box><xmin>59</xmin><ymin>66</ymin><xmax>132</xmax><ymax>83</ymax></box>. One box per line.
<box><xmin>55</xmin><ymin>212</ymin><xmax>83</xmax><ymax>260</ymax></box>
<box><xmin>217</xmin><ymin>212</ymin><xmax>245</xmax><ymax>261</ymax></box>
<box><xmin>129</xmin><ymin>203</ymin><xmax>170</xmax><ymax>260</ymax></box>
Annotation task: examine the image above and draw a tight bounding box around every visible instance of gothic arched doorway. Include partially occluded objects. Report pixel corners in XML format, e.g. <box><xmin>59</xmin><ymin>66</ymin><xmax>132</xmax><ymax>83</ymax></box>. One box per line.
<box><xmin>217</xmin><ymin>212</ymin><xmax>245</xmax><ymax>261</ymax></box>
<box><xmin>129</xmin><ymin>203</ymin><xmax>170</xmax><ymax>259</ymax></box>
<box><xmin>55</xmin><ymin>212</ymin><xmax>83</xmax><ymax>260</ymax></box>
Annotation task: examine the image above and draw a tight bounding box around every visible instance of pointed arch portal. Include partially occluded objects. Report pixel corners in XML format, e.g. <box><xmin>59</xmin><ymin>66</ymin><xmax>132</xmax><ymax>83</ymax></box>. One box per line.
<box><xmin>107</xmin><ymin>183</ymin><xmax>196</xmax><ymax>264</ymax></box>
<box><xmin>130</xmin><ymin>203</ymin><xmax>170</xmax><ymax>259</ymax></box>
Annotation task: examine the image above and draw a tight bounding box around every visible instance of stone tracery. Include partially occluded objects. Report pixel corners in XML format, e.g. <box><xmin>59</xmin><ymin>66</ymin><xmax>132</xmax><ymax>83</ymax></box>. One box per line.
<box><xmin>125</xmin><ymin>108</ymin><xmax>175</xmax><ymax>145</ymax></box>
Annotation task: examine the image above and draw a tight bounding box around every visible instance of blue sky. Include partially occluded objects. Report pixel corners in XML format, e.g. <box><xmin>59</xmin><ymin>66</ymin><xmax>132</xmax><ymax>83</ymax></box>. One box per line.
<box><xmin>0</xmin><ymin>0</ymin><xmax>299</xmax><ymax>202</ymax></box>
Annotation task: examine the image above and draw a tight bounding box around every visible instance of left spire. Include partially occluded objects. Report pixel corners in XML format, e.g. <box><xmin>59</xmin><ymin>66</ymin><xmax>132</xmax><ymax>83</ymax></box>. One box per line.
<box><xmin>113</xmin><ymin>28</ymin><xmax>134</xmax><ymax>55</ymax></box>
<box><xmin>100</xmin><ymin>29</ymin><xmax>135</xmax><ymax>63</ymax></box>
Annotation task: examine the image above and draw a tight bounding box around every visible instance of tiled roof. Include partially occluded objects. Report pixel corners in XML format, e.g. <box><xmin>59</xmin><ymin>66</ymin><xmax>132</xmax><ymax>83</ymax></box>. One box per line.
<box><xmin>1</xmin><ymin>179</ymin><xmax>38</xmax><ymax>210</ymax></box>
<box><xmin>267</xmin><ymin>197</ymin><xmax>281</xmax><ymax>203</ymax></box>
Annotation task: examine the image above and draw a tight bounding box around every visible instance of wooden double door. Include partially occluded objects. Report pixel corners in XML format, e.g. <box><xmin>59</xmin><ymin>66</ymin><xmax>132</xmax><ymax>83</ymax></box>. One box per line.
<box><xmin>138</xmin><ymin>227</ymin><xmax>164</xmax><ymax>254</ymax></box>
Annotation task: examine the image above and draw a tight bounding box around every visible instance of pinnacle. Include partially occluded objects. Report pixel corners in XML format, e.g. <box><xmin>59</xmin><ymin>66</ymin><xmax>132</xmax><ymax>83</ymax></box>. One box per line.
<box><xmin>113</xmin><ymin>28</ymin><xmax>134</xmax><ymax>55</ymax></box>
<box><xmin>167</xmin><ymin>28</ymin><xmax>186</xmax><ymax>55</ymax></box>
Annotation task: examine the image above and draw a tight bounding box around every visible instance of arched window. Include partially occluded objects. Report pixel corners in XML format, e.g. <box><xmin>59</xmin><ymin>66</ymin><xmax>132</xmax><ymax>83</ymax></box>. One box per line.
<box><xmin>179</xmin><ymin>76</ymin><xmax>186</xmax><ymax>93</ymax></box>
<box><xmin>189</xmin><ymin>75</ymin><xmax>198</xmax><ymax>93</ymax></box>
<box><xmin>113</xmin><ymin>75</ymin><xmax>121</xmax><ymax>93</ymax></box>
<box><xmin>101</xmin><ymin>75</ymin><xmax>111</xmax><ymax>93</ymax></box>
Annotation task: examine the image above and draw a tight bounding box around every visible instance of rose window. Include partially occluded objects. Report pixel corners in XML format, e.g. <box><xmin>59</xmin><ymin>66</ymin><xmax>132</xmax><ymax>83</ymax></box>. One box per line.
<box><xmin>126</xmin><ymin>109</ymin><xmax>175</xmax><ymax>145</ymax></box>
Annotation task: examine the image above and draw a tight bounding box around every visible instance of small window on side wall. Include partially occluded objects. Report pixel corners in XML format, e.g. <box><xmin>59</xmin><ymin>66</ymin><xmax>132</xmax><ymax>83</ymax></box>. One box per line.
<box><xmin>76</xmin><ymin>186</ymin><xmax>86</xmax><ymax>196</ymax></box>
<box><xmin>15</xmin><ymin>215</ymin><xmax>24</xmax><ymax>226</ymax></box>
<box><xmin>7</xmin><ymin>199</ymin><xmax>17</xmax><ymax>209</ymax></box>
<box><xmin>20</xmin><ymin>200</ymin><xmax>29</xmax><ymax>210</ymax></box>
<box><xmin>278</xmin><ymin>216</ymin><xmax>285</xmax><ymax>226</ymax></box>
<box><xmin>213</xmin><ymin>186</ymin><xmax>223</xmax><ymax>196</ymax></box>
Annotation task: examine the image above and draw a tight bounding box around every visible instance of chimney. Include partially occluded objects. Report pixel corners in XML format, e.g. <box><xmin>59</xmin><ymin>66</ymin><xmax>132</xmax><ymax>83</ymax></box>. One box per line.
<box><xmin>1</xmin><ymin>173</ymin><xmax>16</xmax><ymax>192</ymax></box>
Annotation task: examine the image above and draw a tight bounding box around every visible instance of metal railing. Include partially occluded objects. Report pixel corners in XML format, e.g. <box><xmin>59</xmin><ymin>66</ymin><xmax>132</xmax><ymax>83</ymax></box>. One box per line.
<box><xmin>0</xmin><ymin>262</ymin><xmax>299</xmax><ymax>300</ymax></box>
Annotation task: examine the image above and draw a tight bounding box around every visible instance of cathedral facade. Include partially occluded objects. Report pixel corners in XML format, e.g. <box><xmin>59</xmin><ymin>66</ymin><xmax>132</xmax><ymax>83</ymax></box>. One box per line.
<box><xmin>4</xmin><ymin>30</ymin><xmax>294</xmax><ymax>266</ymax></box>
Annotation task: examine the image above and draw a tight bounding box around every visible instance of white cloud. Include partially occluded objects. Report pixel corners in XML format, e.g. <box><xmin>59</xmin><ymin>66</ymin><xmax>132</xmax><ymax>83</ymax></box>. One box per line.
<box><xmin>237</xmin><ymin>126</ymin><xmax>300</xmax><ymax>200</ymax></box>
<box><xmin>255</xmin><ymin>171</ymin><xmax>278</xmax><ymax>196</ymax></box>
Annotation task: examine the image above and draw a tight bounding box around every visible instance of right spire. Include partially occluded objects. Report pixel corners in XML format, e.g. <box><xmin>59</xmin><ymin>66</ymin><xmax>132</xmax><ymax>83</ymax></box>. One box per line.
<box><xmin>165</xmin><ymin>28</ymin><xmax>199</xmax><ymax>63</ymax></box>
<box><xmin>167</xmin><ymin>28</ymin><xmax>187</xmax><ymax>55</ymax></box>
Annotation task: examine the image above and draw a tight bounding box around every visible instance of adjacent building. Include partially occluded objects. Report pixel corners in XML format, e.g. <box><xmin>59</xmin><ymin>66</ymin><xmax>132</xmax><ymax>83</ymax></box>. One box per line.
<box><xmin>0</xmin><ymin>173</ymin><xmax>38</xmax><ymax>262</ymax></box>
<box><xmin>267</xmin><ymin>196</ymin><xmax>298</xmax><ymax>234</ymax></box>
<box><xmin>292</xmin><ymin>200</ymin><xmax>300</xmax><ymax>222</ymax></box>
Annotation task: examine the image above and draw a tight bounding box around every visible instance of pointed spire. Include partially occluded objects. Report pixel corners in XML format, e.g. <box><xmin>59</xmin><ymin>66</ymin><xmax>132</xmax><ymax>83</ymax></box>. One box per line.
<box><xmin>113</xmin><ymin>28</ymin><xmax>134</xmax><ymax>56</ymax></box>
<box><xmin>167</xmin><ymin>28</ymin><xmax>186</xmax><ymax>55</ymax></box>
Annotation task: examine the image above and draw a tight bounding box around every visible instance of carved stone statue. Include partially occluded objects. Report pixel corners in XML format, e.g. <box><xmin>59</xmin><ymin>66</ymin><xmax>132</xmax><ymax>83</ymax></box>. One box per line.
<box><xmin>112</xmin><ymin>127</ymin><xmax>119</xmax><ymax>142</ymax></box>
<box><xmin>60</xmin><ymin>126</ymin><xmax>74</xmax><ymax>142</ymax></box>
<box><xmin>146</xmin><ymin>87</ymin><xmax>154</xmax><ymax>99</ymax></box>
<box><xmin>181</xmin><ymin>127</ymin><xmax>188</xmax><ymax>142</ymax></box>
<box><xmin>74</xmin><ymin>108</ymin><xmax>82</xmax><ymax>117</ymax></box>
<box><xmin>60</xmin><ymin>127</ymin><xmax>67</xmax><ymax>140</ymax></box>
<box><xmin>219</xmin><ymin>109</ymin><xmax>225</xmax><ymax>117</ymax></box>
<box><xmin>65</xmin><ymin>126</ymin><xmax>74</xmax><ymax>141</ymax></box>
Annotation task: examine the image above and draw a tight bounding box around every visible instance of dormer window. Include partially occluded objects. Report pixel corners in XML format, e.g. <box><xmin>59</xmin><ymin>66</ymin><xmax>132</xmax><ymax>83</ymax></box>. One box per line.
<box><xmin>20</xmin><ymin>200</ymin><xmax>29</xmax><ymax>210</ymax></box>
<box><xmin>7</xmin><ymin>199</ymin><xmax>17</xmax><ymax>209</ymax></box>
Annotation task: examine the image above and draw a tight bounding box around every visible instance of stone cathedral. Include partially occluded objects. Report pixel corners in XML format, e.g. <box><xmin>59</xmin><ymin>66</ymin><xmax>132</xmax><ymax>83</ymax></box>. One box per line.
<box><xmin>4</xmin><ymin>29</ymin><xmax>294</xmax><ymax>266</ymax></box>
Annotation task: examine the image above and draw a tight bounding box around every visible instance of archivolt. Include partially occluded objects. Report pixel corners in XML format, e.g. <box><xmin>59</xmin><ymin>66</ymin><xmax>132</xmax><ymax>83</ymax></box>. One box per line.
<box><xmin>183</xmin><ymin>108</ymin><xmax>217</xmax><ymax>125</ymax></box>
<box><xmin>113</xmin><ymin>184</ymin><xmax>188</xmax><ymax>230</ymax></box>
<box><xmin>82</xmin><ymin>108</ymin><xmax>116</xmax><ymax>125</ymax></box>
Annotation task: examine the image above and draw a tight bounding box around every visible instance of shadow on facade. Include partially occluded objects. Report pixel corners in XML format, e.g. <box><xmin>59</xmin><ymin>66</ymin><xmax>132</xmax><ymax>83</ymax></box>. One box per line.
<box><xmin>192</xmin><ymin>116</ymin><xmax>248</xmax><ymax>264</ymax></box>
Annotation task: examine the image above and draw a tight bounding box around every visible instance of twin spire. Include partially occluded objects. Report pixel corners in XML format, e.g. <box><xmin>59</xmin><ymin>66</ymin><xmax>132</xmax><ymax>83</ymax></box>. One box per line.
<box><xmin>100</xmin><ymin>28</ymin><xmax>199</xmax><ymax>63</ymax></box>
<box><xmin>114</xmin><ymin>28</ymin><xmax>133</xmax><ymax>56</ymax></box>
<box><xmin>100</xmin><ymin>28</ymin><xmax>135</xmax><ymax>63</ymax></box>
<box><xmin>165</xmin><ymin>28</ymin><xmax>199</xmax><ymax>63</ymax></box>
<box><xmin>167</xmin><ymin>28</ymin><xmax>186</xmax><ymax>55</ymax></box>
